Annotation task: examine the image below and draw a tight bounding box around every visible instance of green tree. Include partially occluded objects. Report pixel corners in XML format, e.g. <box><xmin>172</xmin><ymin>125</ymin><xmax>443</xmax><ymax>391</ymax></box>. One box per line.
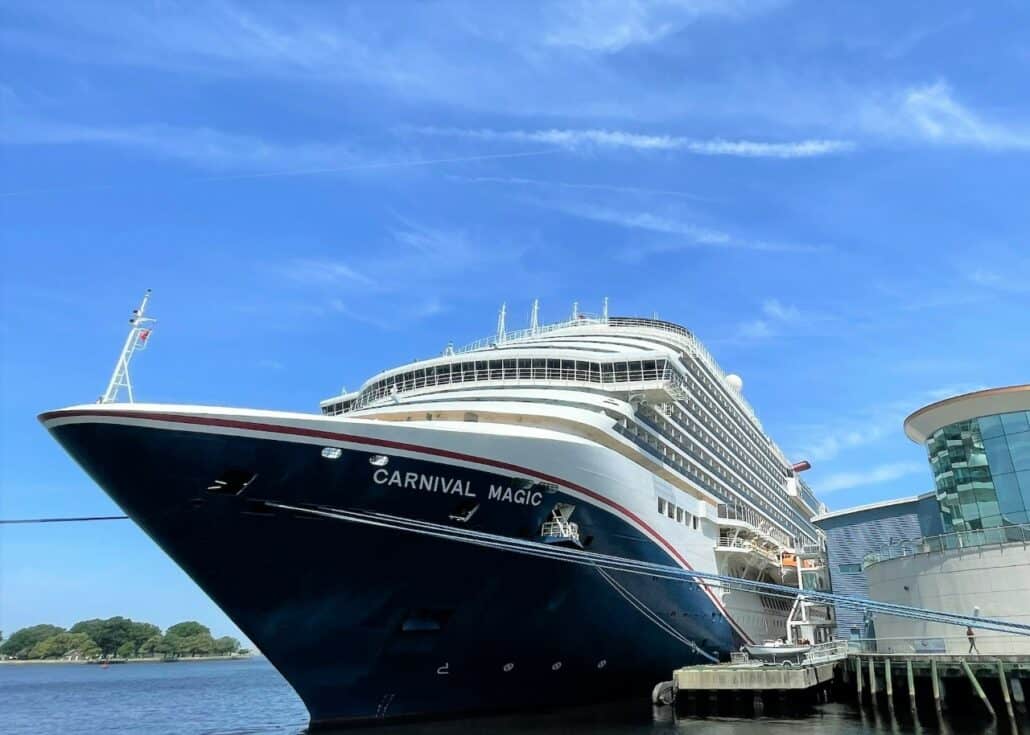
<box><xmin>213</xmin><ymin>636</ymin><xmax>240</xmax><ymax>655</ymax></box>
<box><xmin>127</xmin><ymin>621</ymin><xmax>160</xmax><ymax>650</ymax></box>
<box><xmin>26</xmin><ymin>632</ymin><xmax>100</xmax><ymax>660</ymax></box>
<box><xmin>138</xmin><ymin>635</ymin><xmax>168</xmax><ymax>657</ymax></box>
<box><xmin>70</xmin><ymin>617</ymin><xmax>161</xmax><ymax>656</ymax></box>
<box><xmin>164</xmin><ymin>622</ymin><xmax>212</xmax><ymax>656</ymax></box>
<box><xmin>178</xmin><ymin>632</ymin><xmax>215</xmax><ymax>657</ymax></box>
<box><xmin>165</xmin><ymin>621</ymin><xmax>210</xmax><ymax>640</ymax></box>
<box><xmin>0</xmin><ymin>625</ymin><xmax>66</xmax><ymax>658</ymax></box>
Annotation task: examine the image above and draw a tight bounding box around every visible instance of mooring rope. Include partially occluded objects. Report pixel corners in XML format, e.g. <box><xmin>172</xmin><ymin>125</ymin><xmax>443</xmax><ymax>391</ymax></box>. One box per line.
<box><xmin>270</xmin><ymin>502</ymin><xmax>1030</xmax><ymax>637</ymax></box>
<box><xmin>0</xmin><ymin>515</ymin><xmax>129</xmax><ymax>524</ymax></box>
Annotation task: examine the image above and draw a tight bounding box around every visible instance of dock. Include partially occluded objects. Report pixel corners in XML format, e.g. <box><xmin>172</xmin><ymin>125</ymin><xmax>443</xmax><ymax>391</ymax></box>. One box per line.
<box><xmin>658</xmin><ymin>640</ymin><xmax>846</xmax><ymax>716</ymax></box>
<box><xmin>846</xmin><ymin>652</ymin><xmax>1030</xmax><ymax>723</ymax></box>
<box><xmin>658</xmin><ymin>646</ymin><xmax>1030</xmax><ymax>724</ymax></box>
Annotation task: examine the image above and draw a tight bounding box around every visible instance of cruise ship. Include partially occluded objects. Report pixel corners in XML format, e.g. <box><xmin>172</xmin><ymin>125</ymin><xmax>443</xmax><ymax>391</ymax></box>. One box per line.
<box><xmin>40</xmin><ymin>300</ymin><xmax>828</xmax><ymax>727</ymax></box>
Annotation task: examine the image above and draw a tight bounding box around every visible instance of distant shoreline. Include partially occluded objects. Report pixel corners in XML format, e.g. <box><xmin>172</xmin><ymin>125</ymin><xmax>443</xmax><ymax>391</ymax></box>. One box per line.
<box><xmin>0</xmin><ymin>654</ymin><xmax>254</xmax><ymax>666</ymax></box>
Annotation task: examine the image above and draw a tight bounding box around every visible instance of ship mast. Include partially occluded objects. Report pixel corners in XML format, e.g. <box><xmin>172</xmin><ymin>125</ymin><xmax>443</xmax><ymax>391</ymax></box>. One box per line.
<box><xmin>99</xmin><ymin>290</ymin><xmax>156</xmax><ymax>404</ymax></box>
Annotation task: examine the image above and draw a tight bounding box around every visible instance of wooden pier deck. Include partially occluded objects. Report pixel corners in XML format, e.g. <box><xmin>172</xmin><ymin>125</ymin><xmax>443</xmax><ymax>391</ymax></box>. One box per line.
<box><xmin>660</xmin><ymin>647</ymin><xmax>1030</xmax><ymax>724</ymax></box>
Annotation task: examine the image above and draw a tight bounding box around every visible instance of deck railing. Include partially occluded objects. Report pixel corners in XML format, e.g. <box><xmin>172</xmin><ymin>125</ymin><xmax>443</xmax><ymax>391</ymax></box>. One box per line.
<box><xmin>349</xmin><ymin>363</ymin><xmax>685</xmax><ymax>411</ymax></box>
<box><xmin>454</xmin><ymin>315</ymin><xmax>769</xmax><ymax>434</ymax></box>
<box><xmin>717</xmin><ymin>503</ymin><xmax>794</xmax><ymax>549</ymax></box>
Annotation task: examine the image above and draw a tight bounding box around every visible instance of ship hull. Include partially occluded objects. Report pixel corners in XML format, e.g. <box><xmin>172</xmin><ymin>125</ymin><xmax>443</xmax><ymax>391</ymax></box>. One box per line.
<box><xmin>41</xmin><ymin>407</ymin><xmax>741</xmax><ymax>726</ymax></box>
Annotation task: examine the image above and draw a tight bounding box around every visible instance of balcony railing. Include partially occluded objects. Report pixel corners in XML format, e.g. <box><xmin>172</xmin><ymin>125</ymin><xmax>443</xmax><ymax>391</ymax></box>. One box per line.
<box><xmin>863</xmin><ymin>522</ymin><xmax>1030</xmax><ymax>569</ymax></box>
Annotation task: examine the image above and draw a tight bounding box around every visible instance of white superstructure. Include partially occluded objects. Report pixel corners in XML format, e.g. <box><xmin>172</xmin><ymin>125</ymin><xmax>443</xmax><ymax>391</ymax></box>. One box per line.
<box><xmin>320</xmin><ymin>309</ymin><xmax>831</xmax><ymax>643</ymax></box>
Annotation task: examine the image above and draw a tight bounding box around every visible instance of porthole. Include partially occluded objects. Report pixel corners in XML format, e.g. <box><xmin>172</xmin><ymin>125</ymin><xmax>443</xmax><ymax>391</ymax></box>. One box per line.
<box><xmin>551</xmin><ymin>661</ymin><xmax>562</xmax><ymax>671</ymax></box>
<box><xmin>503</xmin><ymin>662</ymin><xmax>514</xmax><ymax>672</ymax></box>
<box><xmin>597</xmin><ymin>659</ymin><xmax>607</xmax><ymax>669</ymax></box>
<box><xmin>321</xmin><ymin>447</ymin><xmax>342</xmax><ymax>460</ymax></box>
<box><xmin>369</xmin><ymin>454</ymin><xmax>389</xmax><ymax>467</ymax></box>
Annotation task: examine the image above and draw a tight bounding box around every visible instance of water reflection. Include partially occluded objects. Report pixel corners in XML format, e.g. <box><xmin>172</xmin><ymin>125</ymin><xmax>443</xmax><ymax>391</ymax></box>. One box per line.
<box><xmin>312</xmin><ymin>697</ymin><xmax>1019</xmax><ymax>735</ymax></box>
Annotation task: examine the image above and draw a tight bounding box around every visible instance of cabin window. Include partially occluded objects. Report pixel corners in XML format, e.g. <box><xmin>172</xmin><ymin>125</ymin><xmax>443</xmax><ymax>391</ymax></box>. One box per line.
<box><xmin>667</xmin><ymin>503</ymin><xmax>675</xmax><ymax>519</ymax></box>
<box><xmin>692</xmin><ymin>516</ymin><xmax>699</xmax><ymax>530</ymax></box>
<box><xmin>658</xmin><ymin>498</ymin><xmax>666</xmax><ymax>514</ymax></box>
<box><xmin>676</xmin><ymin>507</ymin><xmax>684</xmax><ymax>523</ymax></box>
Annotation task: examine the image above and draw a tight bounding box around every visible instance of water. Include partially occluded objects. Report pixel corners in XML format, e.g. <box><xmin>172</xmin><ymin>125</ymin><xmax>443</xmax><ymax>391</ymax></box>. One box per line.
<box><xmin>0</xmin><ymin>657</ymin><xmax>1012</xmax><ymax>735</ymax></box>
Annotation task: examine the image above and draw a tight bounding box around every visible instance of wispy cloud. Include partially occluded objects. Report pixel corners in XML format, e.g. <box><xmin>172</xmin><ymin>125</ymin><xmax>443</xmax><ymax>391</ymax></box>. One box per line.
<box><xmin>413</xmin><ymin>126</ymin><xmax>855</xmax><ymax>158</ymax></box>
<box><xmin>0</xmin><ymin>91</ymin><xmax>560</xmax><ymax>189</ymax></box>
<box><xmin>0</xmin><ymin>88</ymin><xmax>358</xmax><ymax>171</ymax></box>
<box><xmin>552</xmin><ymin>202</ymin><xmax>821</xmax><ymax>253</ymax></box>
<box><xmin>264</xmin><ymin>219</ymin><xmax>525</xmax><ymax>329</ymax></box>
<box><xmin>537</xmin><ymin>0</ymin><xmax>785</xmax><ymax>53</ymax></box>
<box><xmin>737</xmin><ymin>299</ymin><xmax>819</xmax><ymax>339</ymax></box>
<box><xmin>864</xmin><ymin>81</ymin><xmax>1030</xmax><ymax>150</ymax></box>
<box><xmin>788</xmin><ymin>384</ymin><xmax>984</xmax><ymax>463</ymax></box>
<box><xmin>448</xmin><ymin>175</ymin><xmax>712</xmax><ymax>201</ymax></box>
<box><xmin>818</xmin><ymin>461</ymin><xmax>927</xmax><ymax>494</ymax></box>
<box><xmin>966</xmin><ymin>261</ymin><xmax>1030</xmax><ymax>294</ymax></box>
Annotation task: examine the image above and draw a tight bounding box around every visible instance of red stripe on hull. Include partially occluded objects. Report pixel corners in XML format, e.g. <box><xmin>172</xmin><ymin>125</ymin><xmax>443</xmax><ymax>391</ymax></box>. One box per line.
<box><xmin>39</xmin><ymin>408</ymin><xmax>754</xmax><ymax>643</ymax></box>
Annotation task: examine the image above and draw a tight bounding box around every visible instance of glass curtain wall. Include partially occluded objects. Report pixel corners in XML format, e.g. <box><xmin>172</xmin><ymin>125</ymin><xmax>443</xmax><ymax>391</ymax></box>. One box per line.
<box><xmin>926</xmin><ymin>410</ymin><xmax>1030</xmax><ymax>529</ymax></box>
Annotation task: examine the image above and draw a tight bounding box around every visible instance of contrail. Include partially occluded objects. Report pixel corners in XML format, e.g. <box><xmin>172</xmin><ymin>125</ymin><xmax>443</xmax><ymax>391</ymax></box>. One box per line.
<box><xmin>0</xmin><ymin>149</ymin><xmax>561</xmax><ymax>198</ymax></box>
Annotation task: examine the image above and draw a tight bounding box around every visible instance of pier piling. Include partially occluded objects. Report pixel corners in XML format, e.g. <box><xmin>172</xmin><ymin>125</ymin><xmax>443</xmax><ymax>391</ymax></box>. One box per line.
<box><xmin>998</xmin><ymin>661</ymin><xmax>1016</xmax><ymax>723</ymax></box>
<box><xmin>906</xmin><ymin>659</ymin><xmax>917</xmax><ymax>718</ymax></box>
<box><xmin>930</xmin><ymin>658</ymin><xmax>943</xmax><ymax>720</ymax></box>
<box><xmin>962</xmin><ymin>660</ymin><xmax>995</xmax><ymax>720</ymax></box>
<box><xmin>885</xmin><ymin>657</ymin><xmax>894</xmax><ymax>710</ymax></box>
<box><xmin>1012</xmin><ymin>676</ymin><xmax>1027</xmax><ymax>716</ymax></box>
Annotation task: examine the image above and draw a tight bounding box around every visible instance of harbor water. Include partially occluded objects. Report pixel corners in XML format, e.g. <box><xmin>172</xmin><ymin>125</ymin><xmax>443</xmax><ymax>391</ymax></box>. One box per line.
<box><xmin>0</xmin><ymin>656</ymin><xmax>1011</xmax><ymax>735</ymax></box>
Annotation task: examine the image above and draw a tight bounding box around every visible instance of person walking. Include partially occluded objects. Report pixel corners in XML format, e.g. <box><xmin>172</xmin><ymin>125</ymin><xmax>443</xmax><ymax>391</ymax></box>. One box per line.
<box><xmin>966</xmin><ymin>626</ymin><xmax>979</xmax><ymax>654</ymax></box>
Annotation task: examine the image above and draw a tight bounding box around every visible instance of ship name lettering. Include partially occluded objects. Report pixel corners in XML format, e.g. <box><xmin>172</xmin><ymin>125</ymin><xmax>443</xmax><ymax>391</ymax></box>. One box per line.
<box><xmin>372</xmin><ymin>468</ymin><xmax>476</xmax><ymax>497</ymax></box>
<box><xmin>488</xmin><ymin>484</ymin><xmax>543</xmax><ymax>506</ymax></box>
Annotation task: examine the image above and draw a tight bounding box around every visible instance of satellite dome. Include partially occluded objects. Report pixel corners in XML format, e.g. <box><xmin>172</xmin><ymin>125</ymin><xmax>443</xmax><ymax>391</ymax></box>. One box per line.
<box><xmin>726</xmin><ymin>374</ymin><xmax>744</xmax><ymax>392</ymax></box>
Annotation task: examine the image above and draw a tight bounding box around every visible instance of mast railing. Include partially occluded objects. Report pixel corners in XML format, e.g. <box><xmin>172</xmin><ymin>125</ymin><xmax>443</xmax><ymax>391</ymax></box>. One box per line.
<box><xmin>99</xmin><ymin>290</ymin><xmax>155</xmax><ymax>404</ymax></box>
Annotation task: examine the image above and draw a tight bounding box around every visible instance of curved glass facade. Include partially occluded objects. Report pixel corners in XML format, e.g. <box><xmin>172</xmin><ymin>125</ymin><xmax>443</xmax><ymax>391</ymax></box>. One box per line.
<box><xmin>926</xmin><ymin>410</ymin><xmax>1030</xmax><ymax>529</ymax></box>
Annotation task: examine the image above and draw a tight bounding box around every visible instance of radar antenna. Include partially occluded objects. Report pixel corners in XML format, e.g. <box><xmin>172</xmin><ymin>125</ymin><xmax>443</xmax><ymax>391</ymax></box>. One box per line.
<box><xmin>99</xmin><ymin>290</ymin><xmax>156</xmax><ymax>404</ymax></box>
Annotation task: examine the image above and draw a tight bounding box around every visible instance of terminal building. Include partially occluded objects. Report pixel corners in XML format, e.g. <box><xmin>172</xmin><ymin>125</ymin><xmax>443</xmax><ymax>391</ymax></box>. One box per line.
<box><xmin>814</xmin><ymin>384</ymin><xmax>1030</xmax><ymax>654</ymax></box>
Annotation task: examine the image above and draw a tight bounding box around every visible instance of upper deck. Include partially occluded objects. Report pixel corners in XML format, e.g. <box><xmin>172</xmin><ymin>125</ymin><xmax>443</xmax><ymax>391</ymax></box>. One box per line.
<box><xmin>321</xmin><ymin>314</ymin><xmax>764</xmax><ymax>429</ymax></box>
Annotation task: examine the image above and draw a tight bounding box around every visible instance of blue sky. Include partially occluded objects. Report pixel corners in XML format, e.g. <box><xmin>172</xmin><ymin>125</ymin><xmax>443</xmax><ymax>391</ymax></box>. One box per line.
<box><xmin>2</xmin><ymin>1</ymin><xmax>1029</xmax><ymax>642</ymax></box>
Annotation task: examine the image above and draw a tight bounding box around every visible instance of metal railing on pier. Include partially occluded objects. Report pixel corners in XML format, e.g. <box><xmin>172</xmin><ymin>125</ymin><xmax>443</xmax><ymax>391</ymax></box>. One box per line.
<box><xmin>863</xmin><ymin>522</ymin><xmax>1030</xmax><ymax>568</ymax></box>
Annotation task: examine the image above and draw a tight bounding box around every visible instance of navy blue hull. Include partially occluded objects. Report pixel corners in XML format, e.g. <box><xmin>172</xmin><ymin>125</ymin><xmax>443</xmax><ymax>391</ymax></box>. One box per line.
<box><xmin>46</xmin><ymin>419</ymin><xmax>739</xmax><ymax>726</ymax></box>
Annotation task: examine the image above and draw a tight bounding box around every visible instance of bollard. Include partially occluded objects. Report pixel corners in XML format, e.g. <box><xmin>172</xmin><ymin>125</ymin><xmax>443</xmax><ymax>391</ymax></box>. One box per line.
<box><xmin>961</xmin><ymin>660</ymin><xmax>995</xmax><ymax>720</ymax></box>
<box><xmin>998</xmin><ymin>661</ymin><xmax>1016</xmax><ymax>724</ymax></box>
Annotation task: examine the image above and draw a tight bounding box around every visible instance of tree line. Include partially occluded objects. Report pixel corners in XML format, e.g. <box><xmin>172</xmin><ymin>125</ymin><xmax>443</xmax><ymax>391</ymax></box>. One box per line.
<box><xmin>0</xmin><ymin>618</ymin><xmax>244</xmax><ymax>660</ymax></box>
